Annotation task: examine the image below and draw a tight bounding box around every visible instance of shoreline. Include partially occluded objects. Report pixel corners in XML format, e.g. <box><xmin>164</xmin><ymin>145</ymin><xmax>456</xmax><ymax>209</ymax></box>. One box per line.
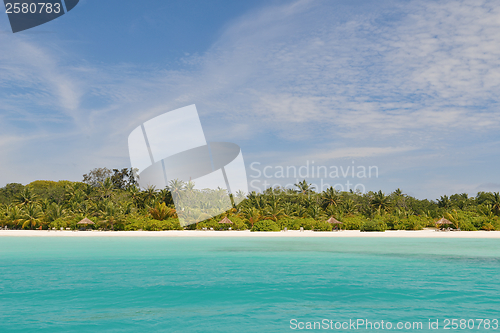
<box><xmin>1</xmin><ymin>230</ymin><xmax>500</xmax><ymax>238</ymax></box>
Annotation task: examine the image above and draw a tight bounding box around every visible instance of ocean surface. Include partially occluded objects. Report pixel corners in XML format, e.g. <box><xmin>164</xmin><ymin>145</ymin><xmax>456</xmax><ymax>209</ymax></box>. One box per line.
<box><xmin>1</xmin><ymin>237</ymin><xmax>499</xmax><ymax>332</ymax></box>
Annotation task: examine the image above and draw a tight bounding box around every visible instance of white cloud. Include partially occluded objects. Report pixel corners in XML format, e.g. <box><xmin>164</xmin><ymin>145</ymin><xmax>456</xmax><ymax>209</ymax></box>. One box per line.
<box><xmin>1</xmin><ymin>0</ymin><xmax>499</xmax><ymax>198</ymax></box>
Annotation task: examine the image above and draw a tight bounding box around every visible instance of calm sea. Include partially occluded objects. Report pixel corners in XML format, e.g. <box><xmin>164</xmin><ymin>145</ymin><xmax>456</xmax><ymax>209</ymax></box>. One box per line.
<box><xmin>0</xmin><ymin>237</ymin><xmax>499</xmax><ymax>332</ymax></box>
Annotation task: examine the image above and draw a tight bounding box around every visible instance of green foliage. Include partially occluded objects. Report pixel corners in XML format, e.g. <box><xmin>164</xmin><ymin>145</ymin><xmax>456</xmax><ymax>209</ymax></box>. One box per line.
<box><xmin>482</xmin><ymin>222</ymin><xmax>495</xmax><ymax>231</ymax></box>
<box><xmin>2</xmin><ymin>173</ymin><xmax>500</xmax><ymax>233</ymax></box>
<box><xmin>124</xmin><ymin>216</ymin><xmax>182</xmax><ymax>231</ymax></box>
<box><xmin>0</xmin><ymin>183</ymin><xmax>24</xmax><ymax>205</ymax></box>
<box><xmin>229</xmin><ymin>216</ymin><xmax>248</xmax><ymax>230</ymax></box>
<box><xmin>251</xmin><ymin>220</ymin><xmax>280</xmax><ymax>232</ymax></box>
<box><xmin>393</xmin><ymin>216</ymin><xmax>427</xmax><ymax>230</ymax></box>
<box><xmin>360</xmin><ymin>219</ymin><xmax>387</xmax><ymax>232</ymax></box>
<box><xmin>342</xmin><ymin>216</ymin><xmax>365</xmax><ymax>230</ymax></box>
<box><xmin>195</xmin><ymin>219</ymin><xmax>220</xmax><ymax>230</ymax></box>
<box><xmin>275</xmin><ymin>217</ymin><xmax>330</xmax><ymax>231</ymax></box>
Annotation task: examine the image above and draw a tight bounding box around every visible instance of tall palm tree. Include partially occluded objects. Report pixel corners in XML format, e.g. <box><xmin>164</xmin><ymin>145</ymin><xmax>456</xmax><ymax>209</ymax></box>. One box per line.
<box><xmin>444</xmin><ymin>209</ymin><xmax>460</xmax><ymax>229</ymax></box>
<box><xmin>490</xmin><ymin>192</ymin><xmax>500</xmax><ymax>215</ymax></box>
<box><xmin>282</xmin><ymin>202</ymin><xmax>297</xmax><ymax>217</ymax></box>
<box><xmin>158</xmin><ymin>188</ymin><xmax>173</xmax><ymax>205</ymax></box>
<box><xmin>479</xmin><ymin>204</ymin><xmax>494</xmax><ymax>218</ymax></box>
<box><xmin>99</xmin><ymin>201</ymin><xmax>118</xmax><ymax>230</ymax></box>
<box><xmin>148</xmin><ymin>202</ymin><xmax>175</xmax><ymax>221</ymax></box>
<box><xmin>241</xmin><ymin>206</ymin><xmax>262</xmax><ymax>227</ymax></box>
<box><xmin>294</xmin><ymin>180</ymin><xmax>315</xmax><ymax>195</ymax></box>
<box><xmin>14</xmin><ymin>186</ymin><xmax>38</xmax><ymax>206</ymax></box>
<box><xmin>306</xmin><ymin>205</ymin><xmax>324</xmax><ymax>220</ymax></box>
<box><xmin>294</xmin><ymin>205</ymin><xmax>308</xmax><ymax>218</ymax></box>
<box><xmin>142</xmin><ymin>185</ymin><xmax>158</xmax><ymax>207</ymax></box>
<box><xmin>0</xmin><ymin>204</ymin><xmax>7</xmax><ymax>228</ymax></box>
<box><xmin>264</xmin><ymin>204</ymin><xmax>286</xmax><ymax>222</ymax></box>
<box><xmin>44</xmin><ymin>203</ymin><xmax>66</xmax><ymax>222</ymax></box>
<box><xmin>185</xmin><ymin>180</ymin><xmax>196</xmax><ymax>192</ymax></box>
<box><xmin>263</xmin><ymin>195</ymin><xmax>285</xmax><ymax>222</ymax></box>
<box><xmin>99</xmin><ymin>177</ymin><xmax>114</xmax><ymax>198</ymax></box>
<box><xmin>393</xmin><ymin>188</ymin><xmax>404</xmax><ymax>197</ymax></box>
<box><xmin>235</xmin><ymin>190</ymin><xmax>247</xmax><ymax>204</ymax></box>
<box><xmin>127</xmin><ymin>185</ymin><xmax>142</xmax><ymax>207</ymax></box>
<box><xmin>168</xmin><ymin>179</ymin><xmax>186</xmax><ymax>201</ymax></box>
<box><xmin>21</xmin><ymin>204</ymin><xmax>43</xmax><ymax>230</ymax></box>
<box><xmin>437</xmin><ymin>195</ymin><xmax>452</xmax><ymax>209</ymax></box>
<box><xmin>5</xmin><ymin>204</ymin><xmax>23</xmax><ymax>229</ymax></box>
<box><xmin>321</xmin><ymin>187</ymin><xmax>342</xmax><ymax>209</ymax></box>
<box><xmin>370</xmin><ymin>190</ymin><xmax>391</xmax><ymax>215</ymax></box>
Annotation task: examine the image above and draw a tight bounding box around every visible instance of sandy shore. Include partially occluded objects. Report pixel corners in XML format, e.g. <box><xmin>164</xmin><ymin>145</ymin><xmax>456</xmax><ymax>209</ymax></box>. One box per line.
<box><xmin>1</xmin><ymin>229</ymin><xmax>500</xmax><ymax>238</ymax></box>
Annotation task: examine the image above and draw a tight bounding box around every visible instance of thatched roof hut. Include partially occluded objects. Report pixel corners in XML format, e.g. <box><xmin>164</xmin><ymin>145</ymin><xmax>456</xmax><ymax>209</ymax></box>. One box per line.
<box><xmin>435</xmin><ymin>217</ymin><xmax>453</xmax><ymax>225</ymax></box>
<box><xmin>77</xmin><ymin>217</ymin><xmax>95</xmax><ymax>225</ymax></box>
<box><xmin>326</xmin><ymin>217</ymin><xmax>343</xmax><ymax>224</ymax></box>
<box><xmin>218</xmin><ymin>217</ymin><xmax>233</xmax><ymax>224</ymax></box>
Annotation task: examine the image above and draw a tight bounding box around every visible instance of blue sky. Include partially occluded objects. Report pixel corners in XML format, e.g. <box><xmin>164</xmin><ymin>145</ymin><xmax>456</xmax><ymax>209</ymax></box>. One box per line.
<box><xmin>0</xmin><ymin>0</ymin><xmax>499</xmax><ymax>200</ymax></box>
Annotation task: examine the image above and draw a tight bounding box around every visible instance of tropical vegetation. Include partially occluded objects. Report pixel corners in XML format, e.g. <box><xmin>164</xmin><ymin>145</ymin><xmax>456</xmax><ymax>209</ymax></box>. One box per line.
<box><xmin>1</xmin><ymin>168</ymin><xmax>500</xmax><ymax>232</ymax></box>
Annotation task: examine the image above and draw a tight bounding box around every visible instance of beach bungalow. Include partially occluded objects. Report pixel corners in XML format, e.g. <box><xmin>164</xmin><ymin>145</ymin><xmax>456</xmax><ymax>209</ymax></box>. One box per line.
<box><xmin>435</xmin><ymin>217</ymin><xmax>453</xmax><ymax>231</ymax></box>
<box><xmin>326</xmin><ymin>216</ymin><xmax>343</xmax><ymax>231</ymax></box>
<box><xmin>218</xmin><ymin>217</ymin><xmax>233</xmax><ymax>230</ymax></box>
<box><xmin>77</xmin><ymin>217</ymin><xmax>95</xmax><ymax>231</ymax></box>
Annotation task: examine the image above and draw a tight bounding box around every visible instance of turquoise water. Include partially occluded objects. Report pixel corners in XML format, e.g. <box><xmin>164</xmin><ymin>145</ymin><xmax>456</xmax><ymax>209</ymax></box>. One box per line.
<box><xmin>1</xmin><ymin>237</ymin><xmax>500</xmax><ymax>332</ymax></box>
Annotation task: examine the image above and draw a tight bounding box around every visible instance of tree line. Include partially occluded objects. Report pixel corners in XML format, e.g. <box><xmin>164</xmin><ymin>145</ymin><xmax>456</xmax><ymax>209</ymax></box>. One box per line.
<box><xmin>0</xmin><ymin>168</ymin><xmax>499</xmax><ymax>231</ymax></box>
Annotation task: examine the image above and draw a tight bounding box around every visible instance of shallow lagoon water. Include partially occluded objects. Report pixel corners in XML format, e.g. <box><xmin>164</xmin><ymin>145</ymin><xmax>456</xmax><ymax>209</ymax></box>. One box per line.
<box><xmin>1</xmin><ymin>237</ymin><xmax>499</xmax><ymax>332</ymax></box>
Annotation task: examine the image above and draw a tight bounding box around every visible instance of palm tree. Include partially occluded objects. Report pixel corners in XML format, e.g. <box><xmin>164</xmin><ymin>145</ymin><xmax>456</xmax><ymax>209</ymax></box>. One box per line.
<box><xmin>69</xmin><ymin>190</ymin><xmax>86</xmax><ymax>206</ymax></box>
<box><xmin>479</xmin><ymin>204</ymin><xmax>494</xmax><ymax>218</ymax></box>
<box><xmin>21</xmin><ymin>204</ymin><xmax>43</xmax><ymax>229</ymax></box>
<box><xmin>127</xmin><ymin>185</ymin><xmax>142</xmax><ymax>207</ymax></box>
<box><xmin>264</xmin><ymin>205</ymin><xmax>285</xmax><ymax>222</ymax></box>
<box><xmin>148</xmin><ymin>202</ymin><xmax>175</xmax><ymax>220</ymax></box>
<box><xmin>64</xmin><ymin>183</ymin><xmax>78</xmax><ymax>202</ymax></box>
<box><xmin>99</xmin><ymin>201</ymin><xmax>118</xmax><ymax>230</ymax></box>
<box><xmin>437</xmin><ymin>195</ymin><xmax>452</xmax><ymax>209</ymax></box>
<box><xmin>263</xmin><ymin>195</ymin><xmax>286</xmax><ymax>222</ymax></box>
<box><xmin>321</xmin><ymin>187</ymin><xmax>342</xmax><ymax>209</ymax></box>
<box><xmin>120</xmin><ymin>201</ymin><xmax>134</xmax><ymax>215</ymax></box>
<box><xmin>395</xmin><ymin>207</ymin><xmax>413</xmax><ymax>219</ymax></box>
<box><xmin>490</xmin><ymin>192</ymin><xmax>500</xmax><ymax>215</ymax></box>
<box><xmin>306</xmin><ymin>205</ymin><xmax>324</xmax><ymax>220</ymax></box>
<box><xmin>168</xmin><ymin>179</ymin><xmax>186</xmax><ymax>201</ymax></box>
<box><xmin>5</xmin><ymin>204</ymin><xmax>23</xmax><ymax>229</ymax></box>
<box><xmin>241</xmin><ymin>206</ymin><xmax>262</xmax><ymax>227</ymax></box>
<box><xmin>157</xmin><ymin>188</ymin><xmax>173</xmax><ymax>206</ymax></box>
<box><xmin>294</xmin><ymin>205</ymin><xmax>308</xmax><ymax>218</ymax></box>
<box><xmin>142</xmin><ymin>185</ymin><xmax>158</xmax><ymax>207</ymax></box>
<box><xmin>81</xmin><ymin>183</ymin><xmax>94</xmax><ymax>199</ymax></box>
<box><xmin>234</xmin><ymin>190</ymin><xmax>247</xmax><ymax>205</ymax></box>
<box><xmin>186</xmin><ymin>180</ymin><xmax>196</xmax><ymax>192</ymax></box>
<box><xmin>341</xmin><ymin>199</ymin><xmax>358</xmax><ymax>216</ymax></box>
<box><xmin>0</xmin><ymin>204</ymin><xmax>7</xmax><ymax>228</ymax></box>
<box><xmin>393</xmin><ymin>188</ymin><xmax>404</xmax><ymax>197</ymax></box>
<box><xmin>444</xmin><ymin>209</ymin><xmax>460</xmax><ymax>229</ymax></box>
<box><xmin>44</xmin><ymin>203</ymin><xmax>66</xmax><ymax>222</ymax></box>
<box><xmin>294</xmin><ymin>180</ymin><xmax>315</xmax><ymax>195</ymax></box>
<box><xmin>99</xmin><ymin>177</ymin><xmax>114</xmax><ymax>198</ymax></box>
<box><xmin>14</xmin><ymin>186</ymin><xmax>38</xmax><ymax>206</ymax></box>
<box><xmin>370</xmin><ymin>190</ymin><xmax>391</xmax><ymax>215</ymax></box>
<box><xmin>282</xmin><ymin>202</ymin><xmax>297</xmax><ymax>217</ymax></box>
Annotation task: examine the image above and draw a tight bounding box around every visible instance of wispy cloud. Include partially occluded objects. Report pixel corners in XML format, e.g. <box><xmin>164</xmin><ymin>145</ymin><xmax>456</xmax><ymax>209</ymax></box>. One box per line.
<box><xmin>0</xmin><ymin>0</ymin><xmax>499</xmax><ymax>198</ymax></box>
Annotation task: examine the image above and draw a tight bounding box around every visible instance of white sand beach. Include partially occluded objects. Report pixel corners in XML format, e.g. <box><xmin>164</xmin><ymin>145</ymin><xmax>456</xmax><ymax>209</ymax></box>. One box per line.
<box><xmin>1</xmin><ymin>229</ymin><xmax>500</xmax><ymax>238</ymax></box>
